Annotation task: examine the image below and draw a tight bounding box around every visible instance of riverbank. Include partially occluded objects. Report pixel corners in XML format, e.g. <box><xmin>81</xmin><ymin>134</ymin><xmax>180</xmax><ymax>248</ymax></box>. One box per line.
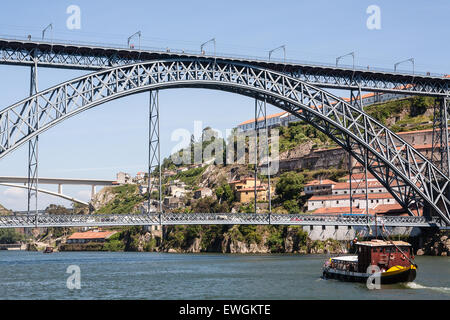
<box><xmin>58</xmin><ymin>225</ymin><xmax>348</xmax><ymax>254</ymax></box>
<box><xmin>20</xmin><ymin>226</ymin><xmax>450</xmax><ymax>256</ymax></box>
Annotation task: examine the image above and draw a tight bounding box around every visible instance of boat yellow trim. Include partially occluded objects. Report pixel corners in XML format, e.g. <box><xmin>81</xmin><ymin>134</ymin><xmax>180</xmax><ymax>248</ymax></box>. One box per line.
<box><xmin>382</xmin><ymin>265</ymin><xmax>416</xmax><ymax>277</ymax></box>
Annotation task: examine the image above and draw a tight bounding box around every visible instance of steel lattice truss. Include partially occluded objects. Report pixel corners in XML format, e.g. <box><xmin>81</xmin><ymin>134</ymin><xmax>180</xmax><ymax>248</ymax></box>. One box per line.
<box><xmin>0</xmin><ymin>39</ymin><xmax>449</xmax><ymax>96</ymax></box>
<box><xmin>0</xmin><ymin>59</ymin><xmax>449</xmax><ymax>225</ymax></box>
<box><xmin>432</xmin><ymin>97</ymin><xmax>450</xmax><ymax>176</ymax></box>
<box><xmin>0</xmin><ymin>40</ymin><xmax>138</xmax><ymax>70</ymax></box>
<box><xmin>287</xmin><ymin>69</ymin><xmax>449</xmax><ymax>97</ymax></box>
<box><xmin>0</xmin><ymin>213</ymin><xmax>443</xmax><ymax>229</ymax></box>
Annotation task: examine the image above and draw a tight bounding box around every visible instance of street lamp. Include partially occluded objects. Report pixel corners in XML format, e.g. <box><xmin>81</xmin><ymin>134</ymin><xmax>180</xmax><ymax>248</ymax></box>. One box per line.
<box><xmin>128</xmin><ymin>31</ymin><xmax>142</xmax><ymax>50</ymax></box>
<box><xmin>394</xmin><ymin>58</ymin><xmax>414</xmax><ymax>75</ymax></box>
<box><xmin>42</xmin><ymin>23</ymin><xmax>53</xmax><ymax>42</ymax></box>
<box><xmin>336</xmin><ymin>51</ymin><xmax>355</xmax><ymax>69</ymax></box>
<box><xmin>268</xmin><ymin>45</ymin><xmax>286</xmax><ymax>62</ymax></box>
<box><xmin>200</xmin><ymin>38</ymin><xmax>216</xmax><ymax>56</ymax></box>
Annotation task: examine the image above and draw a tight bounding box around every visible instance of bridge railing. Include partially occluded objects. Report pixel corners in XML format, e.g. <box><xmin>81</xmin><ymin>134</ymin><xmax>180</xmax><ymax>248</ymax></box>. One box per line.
<box><xmin>0</xmin><ymin>35</ymin><xmax>447</xmax><ymax>78</ymax></box>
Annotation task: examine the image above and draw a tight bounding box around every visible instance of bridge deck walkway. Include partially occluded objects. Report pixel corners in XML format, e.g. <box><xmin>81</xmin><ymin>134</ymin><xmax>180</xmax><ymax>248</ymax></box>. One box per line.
<box><xmin>0</xmin><ymin>213</ymin><xmax>443</xmax><ymax>228</ymax></box>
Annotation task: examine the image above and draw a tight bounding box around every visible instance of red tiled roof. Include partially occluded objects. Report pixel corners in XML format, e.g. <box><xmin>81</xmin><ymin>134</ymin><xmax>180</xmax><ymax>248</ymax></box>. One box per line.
<box><xmin>372</xmin><ymin>203</ymin><xmax>405</xmax><ymax>215</ymax></box>
<box><xmin>332</xmin><ymin>181</ymin><xmax>384</xmax><ymax>190</ymax></box>
<box><xmin>236</xmin><ymin>187</ymin><xmax>267</xmax><ymax>192</ymax></box>
<box><xmin>68</xmin><ymin>231</ymin><xmax>116</xmax><ymax>240</ymax></box>
<box><xmin>238</xmin><ymin>111</ymin><xmax>287</xmax><ymax>126</ymax></box>
<box><xmin>305</xmin><ymin>179</ymin><xmax>337</xmax><ymax>187</ymax></box>
<box><xmin>238</xmin><ymin>109</ymin><xmax>308</xmax><ymax>127</ymax></box>
<box><xmin>309</xmin><ymin>192</ymin><xmax>394</xmax><ymax>201</ymax></box>
<box><xmin>342</xmin><ymin>173</ymin><xmax>376</xmax><ymax>181</ymax></box>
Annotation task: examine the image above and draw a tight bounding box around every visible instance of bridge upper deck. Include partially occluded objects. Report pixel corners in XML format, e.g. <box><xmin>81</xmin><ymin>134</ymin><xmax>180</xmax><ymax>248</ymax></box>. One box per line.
<box><xmin>0</xmin><ymin>37</ymin><xmax>448</xmax><ymax>96</ymax></box>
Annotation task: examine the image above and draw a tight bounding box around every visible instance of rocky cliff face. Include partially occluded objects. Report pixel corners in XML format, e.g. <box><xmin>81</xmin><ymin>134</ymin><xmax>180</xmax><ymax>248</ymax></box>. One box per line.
<box><xmin>90</xmin><ymin>186</ymin><xmax>117</xmax><ymax>211</ymax></box>
<box><xmin>279</xmin><ymin>140</ymin><xmax>314</xmax><ymax>161</ymax></box>
<box><xmin>416</xmin><ymin>231</ymin><xmax>450</xmax><ymax>256</ymax></box>
<box><xmin>155</xmin><ymin>226</ymin><xmax>347</xmax><ymax>254</ymax></box>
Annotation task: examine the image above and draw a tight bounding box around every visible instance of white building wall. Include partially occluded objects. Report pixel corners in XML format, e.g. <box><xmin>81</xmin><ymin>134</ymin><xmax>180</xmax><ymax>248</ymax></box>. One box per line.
<box><xmin>332</xmin><ymin>186</ymin><xmax>387</xmax><ymax>195</ymax></box>
<box><xmin>308</xmin><ymin>197</ymin><xmax>396</xmax><ymax>211</ymax></box>
<box><xmin>302</xmin><ymin>225</ymin><xmax>422</xmax><ymax>241</ymax></box>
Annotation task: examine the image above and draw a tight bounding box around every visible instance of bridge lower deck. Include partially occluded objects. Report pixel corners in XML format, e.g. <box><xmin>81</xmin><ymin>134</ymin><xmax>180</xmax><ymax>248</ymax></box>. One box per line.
<box><xmin>0</xmin><ymin>213</ymin><xmax>443</xmax><ymax>229</ymax></box>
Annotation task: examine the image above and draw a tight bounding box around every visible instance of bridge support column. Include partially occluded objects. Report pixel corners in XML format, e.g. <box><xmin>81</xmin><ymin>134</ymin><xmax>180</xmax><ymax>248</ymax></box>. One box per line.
<box><xmin>91</xmin><ymin>185</ymin><xmax>96</xmax><ymax>199</ymax></box>
<box><xmin>254</xmin><ymin>97</ymin><xmax>271</xmax><ymax>219</ymax></box>
<box><xmin>348</xmin><ymin>88</ymin><xmax>367</xmax><ymax>216</ymax></box>
<box><xmin>27</xmin><ymin>58</ymin><xmax>39</xmax><ymax>217</ymax></box>
<box><xmin>349</xmin><ymin>87</ymin><xmax>364</xmax><ymax>111</ymax></box>
<box><xmin>148</xmin><ymin>90</ymin><xmax>162</xmax><ymax>221</ymax></box>
<box><xmin>432</xmin><ymin>95</ymin><xmax>450</xmax><ymax>177</ymax></box>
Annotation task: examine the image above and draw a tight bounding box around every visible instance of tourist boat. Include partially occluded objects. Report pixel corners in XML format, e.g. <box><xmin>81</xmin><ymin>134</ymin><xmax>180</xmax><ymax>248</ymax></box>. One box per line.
<box><xmin>322</xmin><ymin>239</ymin><xmax>417</xmax><ymax>284</ymax></box>
<box><xmin>43</xmin><ymin>246</ymin><xmax>54</xmax><ymax>254</ymax></box>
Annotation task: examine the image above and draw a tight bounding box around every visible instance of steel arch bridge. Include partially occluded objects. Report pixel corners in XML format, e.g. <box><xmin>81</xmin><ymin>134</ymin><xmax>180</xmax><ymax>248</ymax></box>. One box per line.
<box><xmin>0</xmin><ymin>58</ymin><xmax>449</xmax><ymax>226</ymax></box>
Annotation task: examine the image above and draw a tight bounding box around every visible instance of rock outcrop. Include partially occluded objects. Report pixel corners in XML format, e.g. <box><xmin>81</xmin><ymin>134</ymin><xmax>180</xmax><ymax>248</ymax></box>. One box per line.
<box><xmin>416</xmin><ymin>230</ymin><xmax>450</xmax><ymax>256</ymax></box>
<box><xmin>90</xmin><ymin>186</ymin><xmax>118</xmax><ymax>211</ymax></box>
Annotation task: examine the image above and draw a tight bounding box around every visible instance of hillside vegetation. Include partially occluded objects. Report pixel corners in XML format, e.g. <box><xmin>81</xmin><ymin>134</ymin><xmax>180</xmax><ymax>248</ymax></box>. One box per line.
<box><xmin>94</xmin><ymin>185</ymin><xmax>146</xmax><ymax>214</ymax></box>
<box><xmin>365</xmin><ymin>96</ymin><xmax>436</xmax><ymax>132</ymax></box>
<box><xmin>59</xmin><ymin>96</ymin><xmax>439</xmax><ymax>253</ymax></box>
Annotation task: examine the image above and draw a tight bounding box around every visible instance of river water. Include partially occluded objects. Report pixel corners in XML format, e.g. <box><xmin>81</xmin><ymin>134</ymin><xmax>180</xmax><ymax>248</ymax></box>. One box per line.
<box><xmin>0</xmin><ymin>251</ymin><xmax>449</xmax><ymax>300</ymax></box>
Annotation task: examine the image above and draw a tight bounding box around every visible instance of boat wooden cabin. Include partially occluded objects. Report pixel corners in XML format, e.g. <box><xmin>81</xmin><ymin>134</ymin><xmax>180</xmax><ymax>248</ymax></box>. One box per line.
<box><xmin>355</xmin><ymin>240</ymin><xmax>414</xmax><ymax>273</ymax></box>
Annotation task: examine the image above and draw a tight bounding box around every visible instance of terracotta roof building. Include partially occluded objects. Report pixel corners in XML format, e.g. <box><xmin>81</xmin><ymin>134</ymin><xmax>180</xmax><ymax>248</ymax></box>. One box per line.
<box><xmin>67</xmin><ymin>230</ymin><xmax>116</xmax><ymax>244</ymax></box>
<box><xmin>308</xmin><ymin>192</ymin><xmax>396</xmax><ymax>212</ymax></box>
<box><xmin>304</xmin><ymin>179</ymin><xmax>337</xmax><ymax>195</ymax></box>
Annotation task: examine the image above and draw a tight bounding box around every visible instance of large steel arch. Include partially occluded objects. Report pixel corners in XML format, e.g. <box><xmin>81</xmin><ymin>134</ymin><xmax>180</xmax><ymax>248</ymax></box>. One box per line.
<box><xmin>0</xmin><ymin>58</ymin><xmax>449</xmax><ymax>225</ymax></box>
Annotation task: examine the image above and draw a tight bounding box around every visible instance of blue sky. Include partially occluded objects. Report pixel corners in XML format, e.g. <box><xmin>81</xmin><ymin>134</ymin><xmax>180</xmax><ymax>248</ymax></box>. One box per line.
<box><xmin>0</xmin><ymin>0</ymin><xmax>449</xmax><ymax>210</ymax></box>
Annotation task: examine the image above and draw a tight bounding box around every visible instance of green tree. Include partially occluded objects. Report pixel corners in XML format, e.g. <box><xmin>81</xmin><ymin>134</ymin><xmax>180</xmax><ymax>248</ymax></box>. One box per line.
<box><xmin>0</xmin><ymin>229</ymin><xmax>24</xmax><ymax>244</ymax></box>
<box><xmin>192</xmin><ymin>197</ymin><xmax>229</xmax><ymax>213</ymax></box>
<box><xmin>215</xmin><ymin>184</ymin><xmax>234</xmax><ymax>204</ymax></box>
<box><xmin>276</xmin><ymin>172</ymin><xmax>305</xmax><ymax>201</ymax></box>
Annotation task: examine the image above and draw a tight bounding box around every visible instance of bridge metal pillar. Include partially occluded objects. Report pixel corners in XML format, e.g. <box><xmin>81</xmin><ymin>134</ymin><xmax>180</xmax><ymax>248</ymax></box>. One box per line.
<box><xmin>148</xmin><ymin>90</ymin><xmax>162</xmax><ymax>222</ymax></box>
<box><xmin>27</xmin><ymin>57</ymin><xmax>39</xmax><ymax>217</ymax></box>
<box><xmin>348</xmin><ymin>88</ymin><xmax>367</xmax><ymax>216</ymax></box>
<box><xmin>432</xmin><ymin>95</ymin><xmax>450</xmax><ymax>177</ymax></box>
<box><xmin>254</xmin><ymin>97</ymin><xmax>271</xmax><ymax>219</ymax></box>
<box><xmin>349</xmin><ymin>87</ymin><xmax>364</xmax><ymax>111</ymax></box>
<box><xmin>430</xmin><ymin>94</ymin><xmax>450</xmax><ymax>223</ymax></box>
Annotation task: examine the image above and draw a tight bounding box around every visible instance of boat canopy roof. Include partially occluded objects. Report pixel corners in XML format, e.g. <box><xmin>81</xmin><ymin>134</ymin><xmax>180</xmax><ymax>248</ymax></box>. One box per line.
<box><xmin>331</xmin><ymin>255</ymin><xmax>358</xmax><ymax>263</ymax></box>
<box><xmin>356</xmin><ymin>239</ymin><xmax>411</xmax><ymax>247</ymax></box>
